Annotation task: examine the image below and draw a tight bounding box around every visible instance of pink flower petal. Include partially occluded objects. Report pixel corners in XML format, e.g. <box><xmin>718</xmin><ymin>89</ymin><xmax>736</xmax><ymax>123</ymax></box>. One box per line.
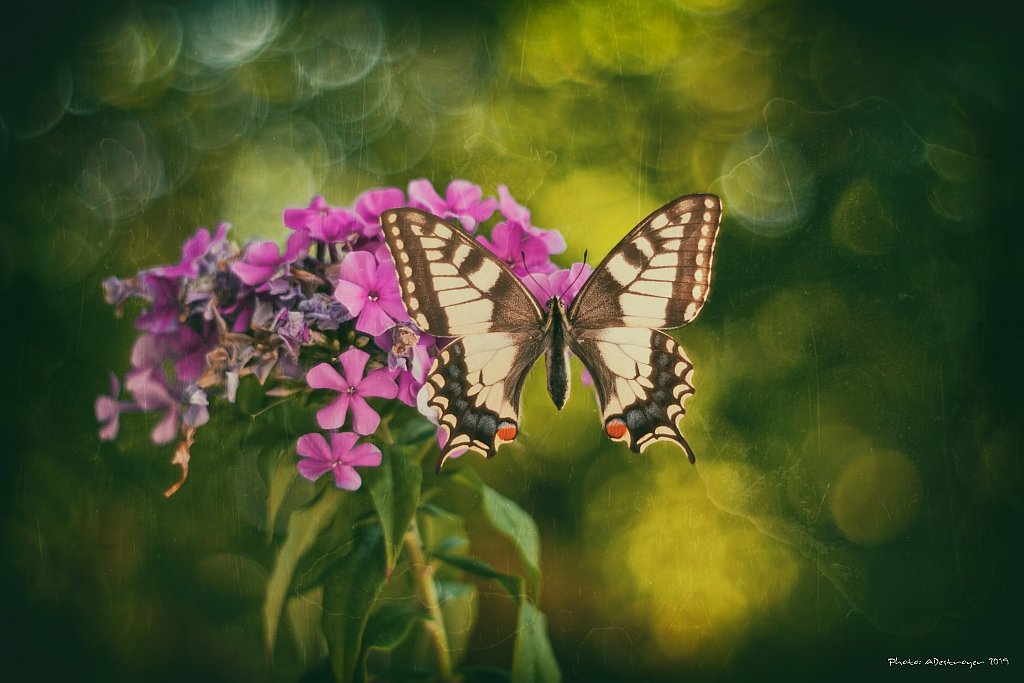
<box><xmin>151</xmin><ymin>407</ymin><xmax>179</xmax><ymax>444</ymax></box>
<box><xmin>333</xmin><ymin>279</ymin><xmax>368</xmax><ymax>316</ymax></box>
<box><xmin>356</xmin><ymin>301</ymin><xmax>398</xmax><ymax>336</ymax></box>
<box><xmin>328</xmin><ymin>430</ymin><xmax>360</xmax><ymax>455</ymax></box>
<box><xmin>337</xmin><ymin>348</ymin><xmax>370</xmax><ymax>385</ymax></box>
<box><xmin>408</xmin><ymin>179</ymin><xmax>445</xmax><ymax>211</ymax></box>
<box><xmin>306</xmin><ymin>362</ymin><xmax>345</xmax><ymax>391</ymax></box>
<box><xmin>338</xmin><ymin>250</ymin><xmax>378</xmax><ymax>290</ymax></box>
<box><xmin>231</xmin><ymin>261</ymin><xmax>276</xmax><ymax>287</ymax></box>
<box><xmin>348</xmin><ymin>395</ymin><xmax>381</xmax><ymax>435</ymax></box>
<box><xmin>296</xmin><ymin>433</ymin><xmax>332</xmax><ymax>461</ymax></box>
<box><xmin>282</xmin><ymin>230</ymin><xmax>312</xmax><ymax>262</ymax></box>
<box><xmin>346</xmin><ymin>442</ymin><xmax>383</xmax><ymax>468</ymax></box>
<box><xmin>298</xmin><ymin>457</ymin><xmax>334</xmax><ymax>481</ymax></box>
<box><xmin>316</xmin><ymin>394</ymin><xmax>351</xmax><ymax>430</ymax></box>
<box><xmin>332</xmin><ymin>465</ymin><xmax>362</xmax><ymax>491</ymax></box>
<box><xmin>359</xmin><ymin>368</ymin><xmax>399</xmax><ymax>399</ymax></box>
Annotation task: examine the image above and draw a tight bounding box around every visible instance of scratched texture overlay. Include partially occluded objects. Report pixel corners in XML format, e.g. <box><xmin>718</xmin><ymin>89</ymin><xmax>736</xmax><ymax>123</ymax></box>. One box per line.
<box><xmin>1</xmin><ymin>1</ymin><xmax>1020</xmax><ymax>681</ymax></box>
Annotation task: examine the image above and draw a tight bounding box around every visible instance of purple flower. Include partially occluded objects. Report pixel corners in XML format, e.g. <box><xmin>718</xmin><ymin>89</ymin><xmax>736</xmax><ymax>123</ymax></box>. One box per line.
<box><xmin>134</xmin><ymin>273</ymin><xmax>182</xmax><ymax>334</ymax></box>
<box><xmin>375</xmin><ymin>324</ymin><xmax>436</xmax><ymax>407</ymax></box>
<box><xmin>181</xmin><ymin>384</ymin><xmax>210</xmax><ymax>429</ymax></box>
<box><xmin>295</xmin><ymin>431</ymin><xmax>382</xmax><ymax>490</ymax></box>
<box><xmin>102</xmin><ymin>276</ymin><xmax>146</xmax><ymax>310</ymax></box>
<box><xmin>153</xmin><ymin>223</ymin><xmax>230</xmax><ymax>279</ymax></box>
<box><xmin>125</xmin><ymin>365</ymin><xmax>180</xmax><ymax>444</ymax></box>
<box><xmin>407</xmin><ymin>179</ymin><xmax>498</xmax><ymax>232</ymax></box>
<box><xmin>95</xmin><ymin>373</ymin><xmax>134</xmax><ymax>441</ymax></box>
<box><xmin>306</xmin><ymin>347</ymin><xmax>398</xmax><ymax>434</ymax></box>
<box><xmin>523</xmin><ymin>262</ymin><xmax>593</xmax><ymax>305</ymax></box>
<box><xmin>495</xmin><ymin>185</ymin><xmax>566</xmax><ymax>255</ymax></box>
<box><xmin>354</xmin><ymin>187</ymin><xmax>405</xmax><ymax>239</ymax></box>
<box><xmin>333</xmin><ymin>250</ymin><xmax>409</xmax><ymax>336</ymax></box>
<box><xmin>478</xmin><ymin>221</ymin><xmax>557</xmax><ymax>276</ymax></box>
<box><xmin>283</xmin><ymin>195</ymin><xmax>362</xmax><ymax>244</ymax></box>
<box><xmin>231</xmin><ymin>231</ymin><xmax>311</xmax><ymax>289</ymax></box>
<box><xmin>169</xmin><ymin>323</ymin><xmax>218</xmax><ymax>383</ymax></box>
<box><xmin>275</xmin><ymin>309</ymin><xmax>311</xmax><ymax>356</ymax></box>
<box><xmin>299</xmin><ymin>292</ymin><xmax>350</xmax><ymax>330</ymax></box>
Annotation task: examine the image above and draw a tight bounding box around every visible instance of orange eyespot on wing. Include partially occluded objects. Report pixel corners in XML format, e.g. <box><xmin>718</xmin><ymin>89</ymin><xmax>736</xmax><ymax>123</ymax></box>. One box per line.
<box><xmin>604</xmin><ymin>417</ymin><xmax>628</xmax><ymax>440</ymax></box>
<box><xmin>496</xmin><ymin>421</ymin><xmax>519</xmax><ymax>442</ymax></box>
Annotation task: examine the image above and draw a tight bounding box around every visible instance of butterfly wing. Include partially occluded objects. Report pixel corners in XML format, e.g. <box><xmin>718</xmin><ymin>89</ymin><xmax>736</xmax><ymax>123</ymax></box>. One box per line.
<box><xmin>380</xmin><ymin>208</ymin><xmax>546</xmax><ymax>463</ymax></box>
<box><xmin>567</xmin><ymin>194</ymin><xmax>721</xmax><ymax>457</ymax></box>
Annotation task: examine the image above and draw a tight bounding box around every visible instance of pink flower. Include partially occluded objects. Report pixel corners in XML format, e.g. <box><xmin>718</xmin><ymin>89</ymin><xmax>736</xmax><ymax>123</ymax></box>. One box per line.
<box><xmin>124</xmin><ymin>365</ymin><xmax>181</xmax><ymax>444</ymax></box>
<box><xmin>478</xmin><ymin>221</ymin><xmax>557</xmax><ymax>276</ymax></box>
<box><xmin>334</xmin><ymin>250</ymin><xmax>409</xmax><ymax>336</ymax></box>
<box><xmin>283</xmin><ymin>195</ymin><xmax>362</xmax><ymax>244</ymax></box>
<box><xmin>375</xmin><ymin>324</ymin><xmax>436</xmax><ymax>407</ymax></box>
<box><xmin>153</xmin><ymin>223</ymin><xmax>230</xmax><ymax>279</ymax></box>
<box><xmin>495</xmin><ymin>185</ymin><xmax>566</xmax><ymax>255</ymax></box>
<box><xmin>522</xmin><ymin>262</ymin><xmax>593</xmax><ymax>305</ymax></box>
<box><xmin>95</xmin><ymin>373</ymin><xmax>132</xmax><ymax>441</ymax></box>
<box><xmin>231</xmin><ymin>231</ymin><xmax>311</xmax><ymax>288</ymax></box>
<box><xmin>355</xmin><ymin>187</ymin><xmax>405</xmax><ymax>239</ymax></box>
<box><xmin>306</xmin><ymin>347</ymin><xmax>399</xmax><ymax>434</ymax></box>
<box><xmin>407</xmin><ymin>179</ymin><xmax>498</xmax><ymax>232</ymax></box>
<box><xmin>295</xmin><ymin>431</ymin><xmax>382</xmax><ymax>490</ymax></box>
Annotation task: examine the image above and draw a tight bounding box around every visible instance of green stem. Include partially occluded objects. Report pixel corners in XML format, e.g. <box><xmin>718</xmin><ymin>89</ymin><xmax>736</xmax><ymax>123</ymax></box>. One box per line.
<box><xmin>404</xmin><ymin>519</ymin><xmax>455</xmax><ymax>681</ymax></box>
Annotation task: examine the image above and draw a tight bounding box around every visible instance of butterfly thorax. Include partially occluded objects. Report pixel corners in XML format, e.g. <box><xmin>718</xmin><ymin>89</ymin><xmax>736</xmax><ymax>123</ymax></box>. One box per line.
<box><xmin>542</xmin><ymin>297</ymin><xmax>571</xmax><ymax>410</ymax></box>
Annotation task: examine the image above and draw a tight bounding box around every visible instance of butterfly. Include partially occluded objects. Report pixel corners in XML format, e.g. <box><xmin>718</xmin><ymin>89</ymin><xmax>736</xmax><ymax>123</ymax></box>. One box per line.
<box><xmin>380</xmin><ymin>194</ymin><xmax>721</xmax><ymax>468</ymax></box>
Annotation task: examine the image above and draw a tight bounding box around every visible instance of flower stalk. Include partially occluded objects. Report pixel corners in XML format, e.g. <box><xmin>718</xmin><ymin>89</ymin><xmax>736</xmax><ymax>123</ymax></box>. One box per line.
<box><xmin>404</xmin><ymin>518</ymin><xmax>455</xmax><ymax>682</ymax></box>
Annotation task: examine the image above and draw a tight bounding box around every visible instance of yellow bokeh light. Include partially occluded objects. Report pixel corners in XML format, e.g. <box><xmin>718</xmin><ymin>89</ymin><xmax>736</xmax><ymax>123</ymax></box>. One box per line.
<box><xmin>83</xmin><ymin>6</ymin><xmax>182</xmax><ymax>109</ymax></box>
<box><xmin>589</xmin><ymin>462</ymin><xmax>799</xmax><ymax>663</ymax></box>
<box><xmin>830</xmin><ymin>178</ymin><xmax>898</xmax><ymax>255</ymax></box>
<box><xmin>532</xmin><ymin>169</ymin><xmax>655</xmax><ymax>265</ymax></box>
<box><xmin>830</xmin><ymin>449</ymin><xmax>922</xmax><ymax>545</ymax></box>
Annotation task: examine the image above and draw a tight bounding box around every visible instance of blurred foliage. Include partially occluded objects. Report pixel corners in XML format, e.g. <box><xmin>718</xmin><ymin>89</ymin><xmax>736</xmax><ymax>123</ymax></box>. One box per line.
<box><xmin>1</xmin><ymin>0</ymin><xmax>1021</xmax><ymax>681</ymax></box>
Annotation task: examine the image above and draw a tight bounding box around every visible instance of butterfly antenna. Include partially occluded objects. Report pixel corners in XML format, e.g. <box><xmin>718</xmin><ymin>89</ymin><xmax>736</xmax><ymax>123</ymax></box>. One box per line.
<box><xmin>520</xmin><ymin>250</ymin><xmax>550</xmax><ymax>299</ymax></box>
<box><xmin>559</xmin><ymin>249</ymin><xmax>590</xmax><ymax>299</ymax></box>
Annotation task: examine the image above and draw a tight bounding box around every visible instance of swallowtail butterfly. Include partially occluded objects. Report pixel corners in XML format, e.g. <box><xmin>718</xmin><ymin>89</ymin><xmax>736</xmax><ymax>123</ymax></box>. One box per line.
<box><xmin>381</xmin><ymin>194</ymin><xmax>721</xmax><ymax>467</ymax></box>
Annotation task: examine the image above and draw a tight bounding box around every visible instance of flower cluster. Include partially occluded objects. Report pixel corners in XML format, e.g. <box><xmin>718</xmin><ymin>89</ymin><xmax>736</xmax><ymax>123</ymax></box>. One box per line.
<box><xmin>97</xmin><ymin>180</ymin><xmax>581</xmax><ymax>494</ymax></box>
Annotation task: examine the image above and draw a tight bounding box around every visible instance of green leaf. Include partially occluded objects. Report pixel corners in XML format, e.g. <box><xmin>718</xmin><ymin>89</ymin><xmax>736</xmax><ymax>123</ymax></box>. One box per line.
<box><xmin>511</xmin><ymin>601</ymin><xmax>561</xmax><ymax>683</ymax></box>
<box><xmin>436</xmin><ymin>579</ymin><xmax>478</xmax><ymax>662</ymax></box>
<box><xmin>323</xmin><ymin>525</ymin><xmax>389</xmax><ymax>683</ymax></box>
<box><xmin>263</xmin><ymin>490</ymin><xmax>343</xmax><ymax>656</ymax></box>
<box><xmin>285</xmin><ymin>586</ymin><xmax>327</xmax><ymax>663</ymax></box>
<box><xmin>364</xmin><ymin>444</ymin><xmax>423</xmax><ymax>573</ymax></box>
<box><xmin>266</xmin><ymin>449</ymin><xmax>300</xmax><ymax>538</ymax></box>
<box><xmin>396</xmin><ymin>415</ymin><xmax>439</xmax><ymax>445</ymax></box>
<box><xmin>362</xmin><ymin>602</ymin><xmax>422</xmax><ymax>652</ymax></box>
<box><xmin>455</xmin><ymin>469</ymin><xmax>542</xmax><ymax>598</ymax></box>
<box><xmin>434</xmin><ymin>552</ymin><xmax>524</xmax><ymax>599</ymax></box>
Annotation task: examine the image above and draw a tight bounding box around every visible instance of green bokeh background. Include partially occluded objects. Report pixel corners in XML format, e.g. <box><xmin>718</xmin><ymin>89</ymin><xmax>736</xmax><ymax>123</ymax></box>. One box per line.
<box><xmin>2</xmin><ymin>0</ymin><xmax>1021</xmax><ymax>680</ymax></box>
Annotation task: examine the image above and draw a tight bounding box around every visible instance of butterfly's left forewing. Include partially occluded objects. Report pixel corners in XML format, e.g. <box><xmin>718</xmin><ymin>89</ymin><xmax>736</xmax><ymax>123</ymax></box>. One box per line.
<box><xmin>381</xmin><ymin>209</ymin><xmax>546</xmax><ymax>463</ymax></box>
<box><xmin>567</xmin><ymin>194</ymin><xmax>721</xmax><ymax>458</ymax></box>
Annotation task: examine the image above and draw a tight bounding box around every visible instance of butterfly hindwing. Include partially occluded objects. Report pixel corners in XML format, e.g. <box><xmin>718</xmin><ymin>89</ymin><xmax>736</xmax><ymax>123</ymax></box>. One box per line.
<box><xmin>425</xmin><ymin>332</ymin><xmax>546</xmax><ymax>465</ymax></box>
<box><xmin>568</xmin><ymin>194</ymin><xmax>721</xmax><ymax>330</ymax></box>
<box><xmin>572</xmin><ymin>328</ymin><xmax>697</xmax><ymax>459</ymax></box>
<box><xmin>380</xmin><ymin>208</ymin><xmax>542</xmax><ymax>336</ymax></box>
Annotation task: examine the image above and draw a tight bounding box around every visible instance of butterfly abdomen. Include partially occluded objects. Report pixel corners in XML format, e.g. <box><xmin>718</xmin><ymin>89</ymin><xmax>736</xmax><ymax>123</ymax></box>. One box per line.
<box><xmin>543</xmin><ymin>298</ymin><xmax>571</xmax><ymax>409</ymax></box>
